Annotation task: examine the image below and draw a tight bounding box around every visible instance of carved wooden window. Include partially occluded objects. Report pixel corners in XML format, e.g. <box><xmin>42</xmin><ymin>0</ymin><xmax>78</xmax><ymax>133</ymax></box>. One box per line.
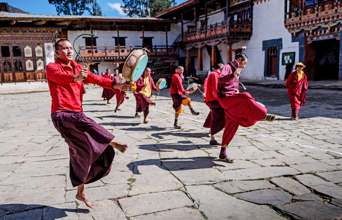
<box><xmin>13</xmin><ymin>46</ymin><xmax>21</xmax><ymax>57</ymax></box>
<box><xmin>1</xmin><ymin>46</ymin><xmax>10</xmax><ymax>57</ymax></box>
<box><xmin>305</xmin><ymin>0</ymin><xmax>315</xmax><ymax>6</ymax></box>
<box><xmin>115</xmin><ymin>37</ymin><xmax>126</xmax><ymax>46</ymax></box>
<box><xmin>14</xmin><ymin>60</ymin><xmax>23</xmax><ymax>71</ymax></box>
<box><xmin>85</xmin><ymin>37</ymin><xmax>96</xmax><ymax>47</ymax></box>
<box><xmin>3</xmin><ymin>61</ymin><xmax>7</xmax><ymax>71</ymax></box>
<box><xmin>142</xmin><ymin>37</ymin><xmax>153</xmax><ymax>49</ymax></box>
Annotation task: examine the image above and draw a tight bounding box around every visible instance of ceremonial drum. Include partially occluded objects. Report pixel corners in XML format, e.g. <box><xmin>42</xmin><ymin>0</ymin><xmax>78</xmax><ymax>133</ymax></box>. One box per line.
<box><xmin>122</xmin><ymin>49</ymin><xmax>148</xmax><ymax>83</ymax></box>
<box><xmin>156</xmin><ymin>78</ymin><xmax>167</xmax><ymax>89</ymax></box>
<box><xmin>186</xmin><ymin>82</ymin><xmax>198</xmax><ymax>94</ymax></box>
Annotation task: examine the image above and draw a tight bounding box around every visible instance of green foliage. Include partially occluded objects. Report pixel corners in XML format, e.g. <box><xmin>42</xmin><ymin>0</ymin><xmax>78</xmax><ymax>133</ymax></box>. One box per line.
<box><xmin>48</xmin><ymin>0</ymin><xmax>102</xmax><ymax>16</ymax></box>
<box><xmin>121</xmin><ymin>0</ymin><xmax>176</xmax><ymax>17</ymax></box>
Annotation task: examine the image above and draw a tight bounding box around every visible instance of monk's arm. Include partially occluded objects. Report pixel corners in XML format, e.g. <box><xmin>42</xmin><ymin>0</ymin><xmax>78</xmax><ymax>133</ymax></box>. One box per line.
<box><xmin>46</xmin><ymin>64</ymin><xmax>74</xmax><ymax>84</ymax></box>
<box><xmin>176</xmin><ymin>76</ymin><xmax>187</xmax><ymax>94</ymax></box>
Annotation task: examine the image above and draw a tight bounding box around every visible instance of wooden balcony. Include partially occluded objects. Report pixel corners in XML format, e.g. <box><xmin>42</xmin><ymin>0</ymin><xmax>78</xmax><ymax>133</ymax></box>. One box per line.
<box><xmin>78</xmin><ymin>45</ymin><xmax>179</xmax><ymax>63</ymax></box>
<box><xmin>285</xmin><ymin>0</ymin><xmax>342</xmax><ymax>30</ymax></box>
<box><xmin>182</xmin><ymin>21</ymin><xmax>229</xmax><ymax>43</ymax></box>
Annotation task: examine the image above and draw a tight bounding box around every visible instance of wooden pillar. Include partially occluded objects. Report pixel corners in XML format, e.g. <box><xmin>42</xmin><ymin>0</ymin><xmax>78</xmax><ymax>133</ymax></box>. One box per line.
<box><xmin>90</xmin><ymin>26</ymin><xmax>94</xmax><ymax>56</ymax></box>
<box><xmin>186</xmin><ymin>49</ymin><xmax>191</xmax><ymax>76</ymax></box>
<box><xmin>227</xmin><ymin>40</ymin><xmax>232</xmax><ymax>63</ymax></box>
<box><xmin>211</xmin><ymin>46</ymin><xmax>216</xmax><ymax>69</ymax></box>
<box><xmin>170</xmin><ymin>62</ymin><xmax>174</xmax><ymax>74</ymax></box>
<box><xmin>165</xmin><ymin>26</ymin><xmax>168</xmax><ymax>54</ymax></box>
<box><xmin>181</xmin><ymin>13</ymin><xmax>184</xmax><ymax>37</ymax></box>
<box><xmin>194</xmin><ymin>7</ymin><xmax>197</xmax><ymax>30</ymax></box>
<box><xmin>116</xmin><ymin>25</ymin><xmax>120</xmax><ymax>56</ymax></box>
<box><xmin>142</xmin><ymin>26</ymin><xmax>144</xmax><ymax>47</ymax></box>
<box><xmin>205</xmin><ymin>0</ymin><xmax>208</xmax><ymax>37</ymax></box>
<box><xmin>197</xmin><ymin>47</ymin><xmax>203</xmax><ymax>71</ymax></box>
<box><xmin>226</xmin><ymin>0</ymin><xmax>229</xmax><ymax>22</ymax></box>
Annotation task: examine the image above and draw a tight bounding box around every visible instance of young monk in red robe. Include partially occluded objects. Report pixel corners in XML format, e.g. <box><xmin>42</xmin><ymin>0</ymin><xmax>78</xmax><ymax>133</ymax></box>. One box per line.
<box><xmin>217</xmin><ymin>53</ymin><xmax>275</xmax><ymax>163</ymax></box>
<box><xmin>46</xmin><ymin>39</ymin><xmax>128</xmax><ymax>209</ymax></box>
<box><xmin>101</xmin><ymin>69</ymin><xmax>115</xmax><ymax>103</ymax></box>
<box><xmin>286</xmin><ymin>62</ymin><xmax>308</xmax><ymax>120</ymax></box>
<box><xmin>135</xmin><ymin>67</ymin><xmax>160</xmax><ymax>123</ymax></box>
<box><xmin>112</xmin><ymin>69</ymin><xmax>128</xmax><ymax>111</ymax></box>
<box><xmin>203</xmin><ymin>63</ymin><xmax>225</xmax><ymax>145</ymax></box>
<box><xmin>170</xmin><ymin>66</ymin><xmax>199</xmax><ymax>129</ymax></box>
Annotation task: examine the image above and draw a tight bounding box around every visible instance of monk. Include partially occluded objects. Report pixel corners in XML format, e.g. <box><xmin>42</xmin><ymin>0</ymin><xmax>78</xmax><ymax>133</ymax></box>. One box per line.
<box><xmin>135</xmin><ymin>67</ymin><xmax>160</xmax><ymax>123</ymax></box>
<box><xmin>170</xmin><ymin>66</ymin><xmax>199</xmax><ymax>129</ymax></box>
<box><xmin>217</xmin><ymin>53</ymin><xmax>275</xmax><ymax>163</ymax></box>
<box><xmin>46</xmin><ymin>39</ymin><xmax>128</xmax><ymax>209</ymax></box>
<box><xmin>101</xmin><ymin>69</ymin><xmax>115</xmax><ymax>104</ymax></box>
<box><xmin>112</xmin><ymin>69</ymin><xmax>128</xmax><ymax>112</ymax></box>
<box><xmin>203</xmin><ymin>63</ymin><xmax>225</xmax><ymax>145</ymax></box>
<box><xmin>286</xmin><ymin>62</ymin><xmax>308</xmax><ymax>120</ymax></box>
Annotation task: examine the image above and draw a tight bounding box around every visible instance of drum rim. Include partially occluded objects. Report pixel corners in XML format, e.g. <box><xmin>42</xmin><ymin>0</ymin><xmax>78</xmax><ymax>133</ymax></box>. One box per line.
<box><xmin>132</xmin><ymin>54</ymin><xmax>148</xmax><ymax>82</ymax></box>
<box><xmin>157</xmin><ymin>79</ymin><xmax>166</xmax><ymax>89</ymax></box>
<box><xmin>122</xmin><ymin>50</ymin><xmax>135</xmax><ymax>83</ymax></box>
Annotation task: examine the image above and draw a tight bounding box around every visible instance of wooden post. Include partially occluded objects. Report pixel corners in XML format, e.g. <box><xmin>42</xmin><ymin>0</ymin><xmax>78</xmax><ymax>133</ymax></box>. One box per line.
<box><xmin>170</xmin><ymin>62</ymin><xmax>174</xmax><ymax>74</ymax></box>
<box><xmin>165</xmin><ymin>26</ymin><xmax>168</xmax><ymax>55</ymax></box>
<box><xmin>226</xmin><ymin>0</ymin><xmax>229</xmax><ymax>22</ymax></box>
<box><xmin>186</xmin><ymin>49</ymin><xmax>191</xmax><ymax>76</ymax></box>
<box><xmin>142</xmin><ymin>26</ymin><xmax>144</xmax><ymax>48</ymax></box>
<box><xmin>211</xmin><ymin>46</ymin><xmax>216</xmax><ymax>69</ymax></box>
<box><xmin>117</xmin><ymin>25</ymin><xmax>120</xmax><ymax>56</ymax></box>
<box><xmin>198</xmin><ymin>47</ymin><xmax>203</xmax><ymax>71</ymax></box>
<box><xmin>205</xmin><ymin>0</ymin><xmax>207</xmax><ymax>37</ymax></box>
<box><xmin>194</xmin><ymin>7</ymin><xmax>197</xmax><ymax>30</ymax></box>
<box><xmin>181</xmin><ymin>13</ymin><xmax>184</xmax><ymax>37</ymax></box>
<box><xmin>227</xmin><ymin>40</ymin><xmax>232</xmax><ymax>63</ymax></box>
<box><xmin>90</xmin><ymin>26</ymin><xmax>94</xmax><ymax>56</ymax></box>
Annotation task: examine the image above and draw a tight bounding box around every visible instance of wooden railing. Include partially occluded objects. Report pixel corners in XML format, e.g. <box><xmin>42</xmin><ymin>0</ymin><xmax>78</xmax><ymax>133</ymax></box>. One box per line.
<box><xmin>182</xmin><ymin>21</ymin><xmax>229</xmax><ymax>43</ymax></box>
<box><xmin>285</xmin><ymin>0</ymin><xmax>342</xmax><ymax>28</ymax></box>
<box><xmin>78</xmin><ymin>45</ymin><xmax>178</xmax><ymax>60</ymax></box>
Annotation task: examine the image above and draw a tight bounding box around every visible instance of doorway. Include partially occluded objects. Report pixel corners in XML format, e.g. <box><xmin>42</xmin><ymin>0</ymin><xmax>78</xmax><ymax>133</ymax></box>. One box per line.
<box><xmin>312</xmin><ymin>39</ymin><xmax>339</xmax><ymax>80</ymax></box>
<box><xmin>267</xmin><ymin>46</ymin><xmax>278</xmax><ymax>78</ymax></box>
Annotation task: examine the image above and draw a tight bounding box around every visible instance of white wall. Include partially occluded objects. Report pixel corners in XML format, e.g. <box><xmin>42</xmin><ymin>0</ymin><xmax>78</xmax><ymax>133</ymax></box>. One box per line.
<box><xmin>235</xmin><ymin>0</ymin><xmax>299</xmax><ymax>80</ymax></box>
<box><xmin>97</xmin><ymin>63</ymin><xmax>116</xmax><ymax>76</ymax></box>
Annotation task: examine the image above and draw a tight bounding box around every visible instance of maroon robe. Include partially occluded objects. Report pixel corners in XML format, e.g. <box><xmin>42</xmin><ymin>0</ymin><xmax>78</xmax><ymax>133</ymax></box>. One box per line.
<box><xmin>135</xmin><ymin>75</ymin><xmax>158</xmax><ymax>117</ymax></box>
<box><xmin>102</xmin><ymin>74</ymin><xmax>115</xmax><ymax>100</ymax></box>
<box><xmin>218</xmin><ymin>62</ymin><xmax>267</xmax><ymax>146</ymax></box>
<box><xmin>286</xmin><ymin>71</ymin><xmax>308</xmax><ymax>111</ymax></box>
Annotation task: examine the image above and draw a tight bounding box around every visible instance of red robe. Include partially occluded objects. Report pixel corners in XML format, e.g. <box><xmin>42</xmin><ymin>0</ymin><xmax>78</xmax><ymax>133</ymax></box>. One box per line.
<box><xmin>170</xmin><ymin>73</ymin><xmax>188</xmax><ymax>112</ymax></box>
<box><xmin>135</xmin><ymin>75</ymin><xmax>158</xmax><ymax>117</ymax></box>
<box><xmin>218</xmin><ymin>63</ymin><xmax>267</xmax><ymax>146</ymax></box>
<box><xmin>286</xmin><ymin>71</ymin><xmax>308</xmax><ymax>110</ymax></box>
<box><xmin>203</xmin><ymin>71</ymin><xmax>225</xmax><ymax>135</ymax></box>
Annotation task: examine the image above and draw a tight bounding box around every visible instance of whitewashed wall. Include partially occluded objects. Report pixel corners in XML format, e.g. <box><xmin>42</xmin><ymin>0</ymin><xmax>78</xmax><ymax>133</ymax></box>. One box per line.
<box><xmin>235</xmin><ymin>0</ymin><xmax>299</xmax><ymax>80</ymax></box>
<box><xmin>97</xmin><ymin>63</ymin><xmax>116</xmax><ymax>76</ymax></box>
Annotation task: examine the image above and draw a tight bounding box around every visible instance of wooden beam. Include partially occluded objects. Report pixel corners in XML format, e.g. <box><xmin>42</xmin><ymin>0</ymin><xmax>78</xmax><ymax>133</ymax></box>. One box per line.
<box><xmin>142</xmin><ymin>26</ymin><xmax>144</xmax><ymax>48</ymax></box>
<box><xmin>186</xmin><ymin>49</ymin><xmax>191</xmax><ymax>76</ymax></box>
<box><xmin>205</xmin><ymin>0</ymin><xmax>207</xmax><ymax>37</ymax></box>
<box><xmin>198</xmin><ymin>47</ymin><xmax>203</xmax><ymax>71</ymax></box>
<box><xmin>165</xmin><ymin>26</ymin><xmax>168</xmax><ymax>55</ymax></box>
<box><xmin>194</xmin><ymin>7</ymin><xmax>197</xmax><ymax>30</ymax></box>
<box><xmin>117</xmin><ymin>25</ymin><xmax>120</xmax><ymax>56</ymax></box>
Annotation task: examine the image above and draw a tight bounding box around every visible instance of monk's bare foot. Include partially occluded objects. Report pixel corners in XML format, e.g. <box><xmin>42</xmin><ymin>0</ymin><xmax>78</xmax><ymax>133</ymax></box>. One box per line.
<box><xmin>110</xmin><ymin>140</ymin><xmax>128</xmax><ymax>153</ymax></box>
<box><xmin>143</xmin><ymin>120</ymin><xmax>149</xmax><ymax>124</ymax></box>
<box><xmin>150</xmin><ymin>102</ymin><xmax>156</xmax><ymax>106</ymax></box>
<box><xmin>76</xmin><ymin>192</ymin><xmax>94</xmax><ymax>209</ymax></box>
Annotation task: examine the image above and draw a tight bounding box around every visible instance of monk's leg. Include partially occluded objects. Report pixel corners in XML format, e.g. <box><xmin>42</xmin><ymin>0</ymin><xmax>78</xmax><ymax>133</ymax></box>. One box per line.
<box><xmin>143</xmin><ymin>107</ymin><xmax>149</xmax><ymax>124</ymax></box>
<box><xmin>174</xmin><ymin>112</ymin><xmax>181</xmax><ymax>129</ymax></box>
<box><xmin>109</xmin><ymin>140</ymin><xmax>128</xmax><ymax>153</ymax></box>
<box><xmin>76</xmin><ymin>184</ymin><xmax>94</xmax><ymax>209</ymax></box>
<box><xmin>219</xmin><ymin>119</ymin><xmax>239</xmax><ymax>162</ymax></box>
<box><xmin>186</xmin><ymin>99</ymin><xmax>199</xmax><ymax>115</ymax></box>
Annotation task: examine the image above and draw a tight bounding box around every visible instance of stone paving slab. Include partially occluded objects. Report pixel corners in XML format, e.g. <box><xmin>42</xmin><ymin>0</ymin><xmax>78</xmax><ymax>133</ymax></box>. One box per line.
<box><xmin>65</xmin><ymin>184</ymin><xmax>129</xmax><ymax>203</ymax></box>
<box><xmin>119</xmin><ymin>191</ymin><xmax>193</xmax><ymax>217</ymax></box>
<box><xmin>290</xmin><ymin>161</ymin><xmax>337</xmax><ymax>173</ymax></box>
<box><xmin>317</xmin><ymin>171</ymin><xmax>342</xmax><ymax>183</ymax></box>
<box><xmin>296</xmin><ymin>174</ymin><xmax>342</xmax><ymax>199</ymax></box>
<box><xmin>235</xmin><ymin>188</ymin><xmax>292</xmax><ymax>206</ymax></box>
<box><xmin>129</xmin><ymin>207</ymin><xmax>205</xmax><ymax>220</ymax></box>
<box><xmin>43</xmin><ymin>203</ymin><xmax>78</xmax><ymax>220</ymax></box>
<box><xmin>185</xmin><ymin>185</ymin><xmax>284</xmax><ymax>220</ymax></box>
<box><xmin>222</xmin><ymin>167</ymin><xmax>300</xmax><ymax>180</ymax></box>
<box><xmin>293</xmin><ymin>193</ymin><xmax>322</xmax><ymax>201</ymax></box>
<box><xmin>171</xmin><ymin>168</ymin><xmax>226</xmax><ymax>185</ymax></box>
<box><xmin>77</xmin><ymin>200</ymin><xmax>126</xmax><ymax>220</ymax></box>
<box><xmin>277</xmin><ymin>201</ymin><xmax>342</xmax><ymax>220</ymax></box>
<box><xmin>270</xmin><ymin>177</ymin><xmax>311</xmax><ymax>196</ymax></box>
<box><xmin>214</xmin><ymin>180</ymin><xmax>275</xmax><ymax>194</ymax></box>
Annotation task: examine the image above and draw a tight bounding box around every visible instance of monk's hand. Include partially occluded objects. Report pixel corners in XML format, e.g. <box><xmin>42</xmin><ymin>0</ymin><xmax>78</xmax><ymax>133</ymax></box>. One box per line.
<box><xmin>113</xmin><ymin>83</ymin><xmax>129</xmax><ymax>90</ymax></box>
<box><xmin>157</xmin><ymin>88</ymin><xmax>161</xmax><ymax>93</ymax></box>
<box><xmin>202</xmin><ymin>93</ymin><xmax>206</xmax><ymax>98</ymax></box>
<box><xmin>185</xmin><ymin>91</ymin><xmax>190</xmax><ymax>96</ymax></box>
<box><xmin>234</xmin><ymin>68</ymin><xmax>242</xmax><ymax>78</ymax></box>
<box><xmin>73</xmin><ymin>67</ymin><xmax>88</xmax><ymax>82</ymax></box>
<box><xmin>143</xmin><ymin>83</ymin><xmax>148</xmax><ymax>87</ymax></box>
<box><xmin>236</xmin><ymin>90</ymin><xmax>240</xmax><ymax>94</ymax></box>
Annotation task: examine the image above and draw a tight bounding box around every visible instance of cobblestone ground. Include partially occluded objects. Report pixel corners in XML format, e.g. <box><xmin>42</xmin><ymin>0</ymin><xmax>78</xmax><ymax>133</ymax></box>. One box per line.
<box><xmin>0</xmin><ymin>85</ymin><xmax>342</xmax><ymax>219</ymax></box>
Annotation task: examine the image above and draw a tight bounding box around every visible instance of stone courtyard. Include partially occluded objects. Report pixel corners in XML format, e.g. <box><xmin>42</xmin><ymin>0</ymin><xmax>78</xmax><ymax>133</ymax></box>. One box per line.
<box><xmin>0</xmin><ymin>84</ymin><xmax>342</xmax><ymax>219</ymax></box>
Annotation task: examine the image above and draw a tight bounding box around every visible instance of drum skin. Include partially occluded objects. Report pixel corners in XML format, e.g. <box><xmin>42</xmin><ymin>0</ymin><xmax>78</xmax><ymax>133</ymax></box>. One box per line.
<box><xmin>122</xmin><ymin>49</ymin><xmax>148</xmax><ymax>82</ymax></box>
<box><xmin>186</xmin><ymin>83</ymin><xmax>198</xmax><ymax>94</ymax></box>
<box><xmin>156</xmin><ymin>78</ymin><xmax>166</xmax><ymax>90</ymax></box>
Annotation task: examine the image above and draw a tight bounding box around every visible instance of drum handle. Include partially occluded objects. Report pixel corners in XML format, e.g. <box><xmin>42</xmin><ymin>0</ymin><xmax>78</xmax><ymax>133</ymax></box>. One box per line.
<box><xmin>239</xmin><ymin>82</ymin><xmax>246</xmax><ymax>90</ymax></box>
<box><xmin>114</xmin><ymin>91</ymin><xmax>125</xmax><ymax>113</ymax></box>
<box><xmin>73</xmin><ymin>32</ymin><xmax>97</xmax><ymax>67</ymax></box>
